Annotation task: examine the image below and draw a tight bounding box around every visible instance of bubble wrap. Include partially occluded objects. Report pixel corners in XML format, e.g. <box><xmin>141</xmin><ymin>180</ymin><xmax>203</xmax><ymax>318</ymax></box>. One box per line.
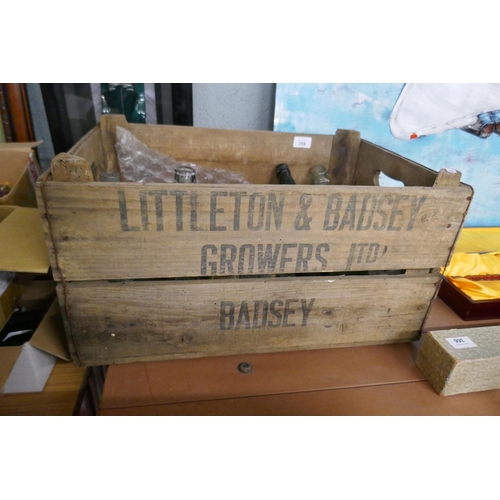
<box><xmin>115</xmin><ymin>126</ymin><xmax>249</xmax><ymax>184</ymax></box>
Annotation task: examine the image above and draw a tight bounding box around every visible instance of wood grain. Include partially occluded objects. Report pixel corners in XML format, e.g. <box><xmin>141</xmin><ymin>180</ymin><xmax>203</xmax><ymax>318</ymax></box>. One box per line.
<box><xmin>59</xmin><ymin>274</ymin><xmax>440</xmax><ymax>366</ymax></box>
<box><xmin>433</xmin><ymin>168</ymin><xmax>462</xmax><ymax>188</ymax></box>
<box><xmin>328</xmin><ymin>129</ymin><xmax>361</xmax><ymax>185</ymax></box>
<box><xmin>100</xmin><ymin>114</ymin><xmax>128</xmax><ymax>172</ymax></box>
<box><xmin>100</xmin><ymin>381</ymin><xmax>500</xmax><ymax>416</ymax></box>
<box><xmin>37</xmin><ymin>181</ymin><xmax>472</xmax><ymax>281</ymax></box>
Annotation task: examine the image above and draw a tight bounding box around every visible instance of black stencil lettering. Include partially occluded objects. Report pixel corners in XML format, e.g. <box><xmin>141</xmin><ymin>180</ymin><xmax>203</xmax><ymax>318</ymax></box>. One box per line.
<box><xmin>356</xmin><ymin>243</ymin><xmax>369</xmax><ymax>264</ymax></box>
<box><xmin>201</xmin><ymin>244</ymin><xmax>218</xmax><ymax>276</ymax></box>
<box><xmin>357</xmin><ymin>195</ymin><xmax>377</xmax><ymax>231</ymax></box>
<box><xmin>266</xmin><ymin>193</ymin><xmax>285</xmax><ymax>231</ymax></box>
<box><xmin>283</xmin><ymin>299</ymin><xmax>299</xmax><ymax>327</ymax></box>
<box><xmin>252</xmin><ymin>300</ymin><xmax>269</xmax><ymax>328</ymax></box>
<box><xmin>339</xmin><ymin>194</ymin><xmax>357</xmax><ymax>231</ymax></box>
<box><xmin>118</xmin><ymin>190</ymin><xmax>140</xmax><ymax>232</ymax></box>
<box><xmin>210</xmin><ymin>192</ymin><xmax>227</xmax><ymax>231</ymax></box>
<box><xmin>268</xmin><ymin>299</ymin><xmax>283</xmax><ymax>327</ymax></box>
<box><xmin>257</xmin><ymin>244</ymin><xmax>281</xmax><ymax>273</ymax></box>
<box><xmin>190</xmin><ymin>192</ymin><xmax>203</xmax><ymax>231</ymax></box>
<box><xmin>229</xmin><ymin>192</ymin><xmax>247</xmax><ymax>231</ymax></box>
<box><xmin>315</xmin><ymin>243</ymin><xmax>330</xmax><ymax>270</ymax></box>
<box><xmin>139</xmin><ymin>191</ymin><xmax>149</xmax><ymax>231</ymax></box>
<box><xmin>388</xmin><ymin>195</ymin><xmax>409</xmax><ymax>231</ymax></box>
<box><xmin>296</xmin><ymin>244</ymin><xmax>313</xmax><ymax>272</ymax></box>
<box><xmin>279</xmin><ymin>243</ymin><xmax>297</xmax><ymax>272</ymax></box>
<box><xmin>346</xmin><ymin>243</ymin><xmax>357</xmax><ymax>271</ymax></box>
<box><xmin>236</xmin><ymin>301</ymin><xmax>251</xmax><ymax>329</ymax></box>
<box><xmin>323</xmin><ymin>194</ymin><xmax>343</xmax><ymax>230</ymax></box>
<box><xmin>294</xmin><ymin>194</ymin><xmax>313</xmax><ymax>230</ymax></box>
<box><xmin>170</xmin><ymin>190</ymin><xmax>188</xmax><ymax>231</ymax></box>
<box><xmin>373</xmin><ymin>195</ymin><xmax>392</xmax><ymax>231</ymax></box>
<box><xmin>248</xmin><ymin>193</ymin><xmax>266</xmax><ymax>231</ymax></box>
<box><xmin>301</xmin><ymin>298</ymin><xmax>315</xmax><ymax>326</ymax></box>
<box><xmin>407</xmin><ymin>196</ymin><xmax>427</xmax><ymax>230</ymax></box>
<box><xmin>238</xmin><ymin>244</ymin><xmax>255</xmax><ymax>274</ymax></box>
<box><xmin>220</xmin><ymin>244</ymin><xmax>237</xmax><ymax>274</ymax></box>
<box><xmin>366</xmin><ymin>243</ymin><xmax>380</xmax><ymax>264</ymax></box>
<box><xmin>220</xmin><ymin>301</ymin><xmax>235</xmax><ymax>330</ymax></box>
<box><xmin>150</xmin><ymin>190</ymin><xmax>169</xmax><ymax>232</ymax></box>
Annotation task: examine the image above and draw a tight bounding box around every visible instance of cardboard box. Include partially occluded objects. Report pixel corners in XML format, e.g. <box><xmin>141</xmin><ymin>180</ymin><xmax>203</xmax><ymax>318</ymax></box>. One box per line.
<box><xmin>416</xmin><ymin>326</ymin><xmax>500</xmax><ymax>396</ymax></box>
<box><xmin>0</xmin><ymin>205</ymin><xmax>50</xmax><ymax>330</ymax></box>
<box><xmin>36</xmin><ymin>115</ymin><xmax>473</xmax><ymax>366</ymax></box>
<box><xmin>0</xmin><ymin>205</ymin><xmax>69</xmax><ymax>394</ymax></box>
<box><xmin>0</xmin><ymin>142</ymin><xmax>42</xmax><ymax>208</ymax></box>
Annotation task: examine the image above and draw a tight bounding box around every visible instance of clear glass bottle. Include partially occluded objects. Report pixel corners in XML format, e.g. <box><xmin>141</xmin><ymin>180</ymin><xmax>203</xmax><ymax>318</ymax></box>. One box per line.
<box><xmin>175</xmin><ymin>166</ymin><xmax>196</xmax><ymax>183</ymax></box>
<box><xmin>310</xmin><ymin>165</ymin><xmax>330</xmax><ymax>185</ymax></box>
<box><xmin>100</xmin><ymin>171</ymin><xmax>120</xmax><ymax>182</ymax></box>
<box><xmin>275</xmin><ymin>163</ymin><xmax>296</xmax><ymax>184</ymax></box>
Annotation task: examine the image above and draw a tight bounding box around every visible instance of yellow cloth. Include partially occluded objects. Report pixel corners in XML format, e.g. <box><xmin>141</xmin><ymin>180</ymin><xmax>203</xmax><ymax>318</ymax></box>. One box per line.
<box><xmin>442</xmin><ymin>252</ymin><xmax>500</xmax><ymax>301</ymax></box>
<box><xmin>455</xmin><ymin>228</ymin><xmax>500</xmax><ymax>253</ymax></box>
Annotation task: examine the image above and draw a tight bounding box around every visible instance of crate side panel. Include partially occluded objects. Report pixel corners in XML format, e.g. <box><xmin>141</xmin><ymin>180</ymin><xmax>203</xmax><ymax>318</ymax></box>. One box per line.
<box><xmin>127</xmin><ymin>123</ymin><xmax>334</xmax><ymax>185</ymax></box>
<box><xmin>68</xmin><ymin>126</ymin><xmax>105</xmax><ymax>177</ymax></box>
<box><xmin>354</xmin><ymin>140</ymin><xmax>438</xmax><ymax>187</ymax></box>
<box><xmin>41</xmin><ymin>182</ymin><xmax>472</xmax><ymax>281</ymax></box>
<box><xmin>35</xmin><ymin>176</ymin><xmax>61</xmax><ymax>281</ymax></box>
<box><xmin>64</xmin><ymin>275</ymin><xmax>440</xmax><ymax>365</ymax></box>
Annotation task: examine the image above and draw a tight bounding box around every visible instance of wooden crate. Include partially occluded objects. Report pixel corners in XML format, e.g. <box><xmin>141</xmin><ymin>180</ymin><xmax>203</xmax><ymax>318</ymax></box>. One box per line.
<box><xmin>35</xmin><ymin>116</ymin><xmax>473</xmax><ymax>366</ymax></box>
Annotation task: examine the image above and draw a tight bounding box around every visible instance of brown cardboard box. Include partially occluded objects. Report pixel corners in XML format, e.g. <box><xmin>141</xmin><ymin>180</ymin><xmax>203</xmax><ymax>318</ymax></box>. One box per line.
<box><xmin>0</xmin><ymin>205</ymin><xmax>50</xmax><ymax>330</ymax></box>
<box><xmin>0</xmin><ymin>142</ymin><xmax>42</xmax><ymax>208</ymax></box>
<box><xmin>0</xmin><ymin>205</ymin><xmax>70</xmax><ymax>394</ymax></box>
<box><xmin>416</xmin><ymin>326</ymin><xmax>500</xmax><ymax>396</ymax></box>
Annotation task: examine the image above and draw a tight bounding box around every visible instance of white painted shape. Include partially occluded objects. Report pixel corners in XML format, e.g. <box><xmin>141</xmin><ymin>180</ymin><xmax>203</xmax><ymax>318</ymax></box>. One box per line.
<box><xmin>390</xmin><ymin>83</ymin><xmax>500</xmax><ymax>139</ymax></box>
<box><xmin>3</xmin><ymin>344</ymin><xmax>57</xmax><ymax>393</ymax></box>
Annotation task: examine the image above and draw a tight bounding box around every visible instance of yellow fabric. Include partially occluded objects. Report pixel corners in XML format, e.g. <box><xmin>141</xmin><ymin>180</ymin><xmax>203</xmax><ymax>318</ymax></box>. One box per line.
<box><xmin>455</xmin><ymin>228</ymin><xmax>500</xmax><ymax>253</ymax></box>
<box><xmin>442</xmin><ymin>252</ymin><xmax>500</xmax><ymax>301</ymax></box>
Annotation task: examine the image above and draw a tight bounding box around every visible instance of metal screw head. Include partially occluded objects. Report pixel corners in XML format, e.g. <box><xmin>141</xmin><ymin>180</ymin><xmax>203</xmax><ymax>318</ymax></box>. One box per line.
<box><xmin>238</xmin><ymin>362</ymin><xmax>253</xmax><ymax>374</ymax></box>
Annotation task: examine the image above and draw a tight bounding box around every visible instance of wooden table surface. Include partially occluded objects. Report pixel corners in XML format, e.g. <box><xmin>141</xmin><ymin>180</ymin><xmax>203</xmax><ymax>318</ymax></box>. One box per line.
<box><xmin>2</xmin><ymin>297</ymin><xmax>499</xmax><ymax>416</ymax></box>
<box><xmin>98</xmin><ymin>297</ymin><xmax>500</xmax><ymax>416</ymax></box>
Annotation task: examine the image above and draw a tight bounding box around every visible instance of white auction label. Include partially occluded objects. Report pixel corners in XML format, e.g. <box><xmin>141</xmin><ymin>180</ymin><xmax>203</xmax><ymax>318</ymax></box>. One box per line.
<box><xmin>293</xmin><ymin>136</ymin><xmax>312</xmax><ymax>149</ymax></box>
<box><xmin>446</xmin><ymin>336</ymin><xmax>477</xmax><ymax>349</ymax></box>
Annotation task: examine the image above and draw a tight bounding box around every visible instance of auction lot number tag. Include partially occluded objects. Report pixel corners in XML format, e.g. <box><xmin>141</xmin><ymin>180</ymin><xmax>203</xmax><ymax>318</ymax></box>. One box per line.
<box><xmin>446</xmin><ymin>336</ymin><xmax>477</xmax><ymax>349</ymax></box>
<box><xmin>293</xmin><ymin>136</ymin><xmax>312</xmax><ymax>148</ymax></box>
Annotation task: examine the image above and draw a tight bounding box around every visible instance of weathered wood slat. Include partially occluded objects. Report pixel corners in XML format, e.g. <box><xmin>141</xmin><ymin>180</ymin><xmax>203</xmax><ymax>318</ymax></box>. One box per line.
<box><xmin>354</xmin><ymin>140</ymin><xmax>438</xmax><ymax>187</ymax></box>
<box><xmin>100</xmin><ymin>114</ymin><xmax>129</xmax><ymax>173</ymax></box>
<box><xmin>38</xmin><ymin>182</ymin><xmax>471</xmax><ymax>281</ymax></box>
<box><xmin>59</xmin><ymin>274</ymin><xmax>440</xmax><ymax>366</ymax></box>
<box><xmin>125</xmin><ymin>123</ymin><xmax>334</xmax><ymax>185</ymax></box>
<box><xmin>433</xmin><ymin>168</ymin><xmax>462</xmax><ymax>188</ymax></box>
<box><xmin>328</xmin><ymin>129</ymin><xmax>361</xmax><ymax>185</ymax></box>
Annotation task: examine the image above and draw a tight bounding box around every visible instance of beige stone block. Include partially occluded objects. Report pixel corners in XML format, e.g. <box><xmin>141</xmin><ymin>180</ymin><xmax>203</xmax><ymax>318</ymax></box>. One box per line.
<box><xmin>416</xmin><ymin>326</ymin><xmax>500</xmax><ymax>396</ymax></box>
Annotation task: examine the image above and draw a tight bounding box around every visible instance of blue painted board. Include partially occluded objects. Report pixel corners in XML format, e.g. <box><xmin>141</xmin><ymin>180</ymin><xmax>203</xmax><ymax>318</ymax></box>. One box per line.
<box><xmin>274</xmin><ymin>83</ymin><xmax>500</xmax><ymax>227</ymax></box>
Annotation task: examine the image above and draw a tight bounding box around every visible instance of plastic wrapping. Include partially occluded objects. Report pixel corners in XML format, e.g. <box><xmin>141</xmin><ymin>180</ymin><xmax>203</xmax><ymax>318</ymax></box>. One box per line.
<box><xmin>115</xmin><ymin>126</ymin><xmax>249</xmax><ymax>184</ymax></box>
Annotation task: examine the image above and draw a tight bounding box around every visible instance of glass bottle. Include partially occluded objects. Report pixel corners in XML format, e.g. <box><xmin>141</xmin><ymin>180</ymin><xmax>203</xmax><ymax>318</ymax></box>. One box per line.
<box><xmin>175</xmin><ymin>166</ymin><xmax>196</xmax><ymax>183</ymax></box>
<box><xmin>275</xmin><ymin>163</ymin><xmax>296</xmax><ymax>184</ymax></box>
<box><xmin>99</xmin><ymin>172</ymin><xmax>120</xmax><ymax>182</ymax></box>
<box><xmin>310</xmin><ymin>165</ymin><xmax>330</xmax><ymax>185</ymax></box>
